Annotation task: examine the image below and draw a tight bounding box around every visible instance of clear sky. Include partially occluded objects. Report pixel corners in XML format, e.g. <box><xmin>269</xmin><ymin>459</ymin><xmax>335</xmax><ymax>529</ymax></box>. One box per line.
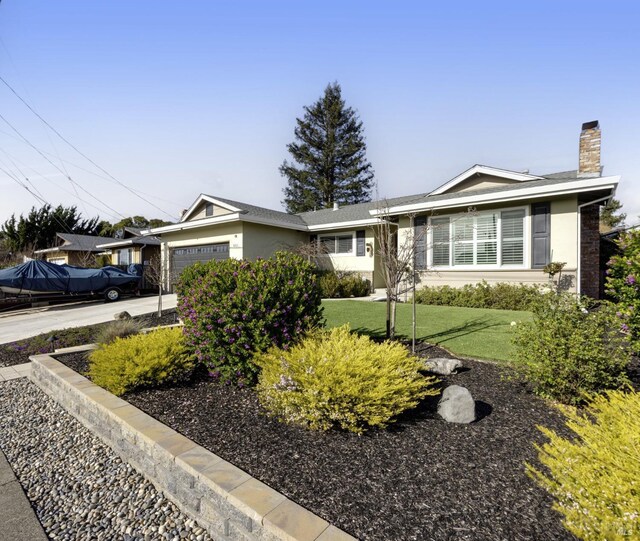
<box><xmin>0</xmin><ymin>1</ymin><xmax>638</xmax><ymax>226</ymax></box>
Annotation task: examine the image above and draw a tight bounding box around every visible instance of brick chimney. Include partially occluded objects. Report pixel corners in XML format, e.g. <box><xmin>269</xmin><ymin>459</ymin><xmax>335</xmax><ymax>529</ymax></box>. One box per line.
<box><xmin>578</xmin><ymin>120</ymin><xmax>601</xmax><ymax>177</ymax></box>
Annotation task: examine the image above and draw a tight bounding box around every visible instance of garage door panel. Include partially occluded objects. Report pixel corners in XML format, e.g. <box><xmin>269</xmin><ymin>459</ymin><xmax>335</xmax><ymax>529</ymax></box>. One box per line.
<box><xmin>171</xmin><ymin>243</ymin><xmax>229</xmax><ymax>277</ymax></box>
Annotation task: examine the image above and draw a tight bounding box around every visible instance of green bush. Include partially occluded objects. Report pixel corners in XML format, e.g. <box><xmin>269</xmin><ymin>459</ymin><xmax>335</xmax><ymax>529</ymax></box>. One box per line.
<box><xmin>316</xmin><ymin>270</ymin><xmax>371</xmax><ymax>298</ymax></box>
<box><xmin>528</xmin><ymin>391</ymin><xmax>640</xmax><ymax>541</ymax></box>
<box><xmin>512</xmin><ymin>293</ymin><xmax>630</xmax><ymax>405</ymax></box>
<box><xmin>605</xmin><ymin>228</ymin><xmax>640</xmax><ymax>352</ymax></box>
<box><xmin>88</xmin><ymin>327</ymin><xmax>195</xmax><ymax>396</ymax></box>
<box><xmin>414</xmin><ymin>280</ymin><xmax>544</xmax><ymax>311</ymax></box>
<box><xmin>177</xmin><ymin>252</ymin><xmax>323</xmax><ymax>385</ymax></box>
<box><xmin>93</xmin><ymin>319</ymin><xmax>142</xmax><ymax>345</ymax></box>
<box><xmin>255</xmin><ymin>325</ymin><xmax>439</xmax><ymax>434</ymax></box>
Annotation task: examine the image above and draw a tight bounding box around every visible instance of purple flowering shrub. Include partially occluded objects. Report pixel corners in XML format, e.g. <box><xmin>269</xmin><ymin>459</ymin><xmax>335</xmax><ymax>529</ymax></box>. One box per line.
<box><xmin>606</xmin><ymin>229</ymin><xmax>640</xmax><ymax>351</ymax></box>
<box><xmin>176</xmin><ymin>252</ymin><xmax>324</xmax><ymax>384</ymax></box>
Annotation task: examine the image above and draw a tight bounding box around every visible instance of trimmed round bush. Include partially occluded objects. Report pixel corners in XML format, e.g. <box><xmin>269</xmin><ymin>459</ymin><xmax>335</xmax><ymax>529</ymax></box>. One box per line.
<box><xmin>512</xmin><ymin>293</ymin><xmax>631</xmax><ymax>405</ymax></box>
<box><xmin>528</xmin><ymin>391</ymin><xmax>640</xmax><ymax>541</ymax></box>
<box><xmin>177</xmin><ymin>251</ymin><xmax>323</xmax><ymax>384</ymax></box>
<box><xmin>88</xmin><ymin>327</ymin><xmax>194</xmax><ymax>396</ymax></box>
<box><xmin>255</xmin><ymin>325</ymin><xmax>439</xmax><ymax>434</ymax></box>
<box><xmin>316</xmin><ymin>270</ymin><xmax>371</xmax><ymax>298</ymax></box>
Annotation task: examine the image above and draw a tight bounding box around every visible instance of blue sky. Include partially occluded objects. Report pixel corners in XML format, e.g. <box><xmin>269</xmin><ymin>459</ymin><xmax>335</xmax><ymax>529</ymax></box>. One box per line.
<box><xmin>0</xmin><ymin>1</ymin><xmax>639</xmax><ymax>225</ymax></box>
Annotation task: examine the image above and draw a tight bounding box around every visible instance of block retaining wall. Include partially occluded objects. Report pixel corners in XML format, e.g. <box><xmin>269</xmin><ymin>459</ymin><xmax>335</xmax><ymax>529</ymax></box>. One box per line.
<box><xmin>29</xmin><ymin>349</ymin><xmax>354</xmax><ymax>541</ymax></box>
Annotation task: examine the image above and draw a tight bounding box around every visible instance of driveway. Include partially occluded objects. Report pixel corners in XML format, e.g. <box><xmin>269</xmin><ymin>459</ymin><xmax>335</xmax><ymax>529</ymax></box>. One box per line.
<box><xmin>0</xmin><ymin>294</ymin><xmax>177</xmax><ymax>344</ymax></box>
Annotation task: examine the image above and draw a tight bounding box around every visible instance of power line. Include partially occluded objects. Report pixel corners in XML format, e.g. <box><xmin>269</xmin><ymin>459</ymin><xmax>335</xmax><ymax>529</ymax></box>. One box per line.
<box><xmin>0</xmin><ymin>111</ymin><xmax>127</xmax><ymax>220</ymax></box>
<box><xmin>0</xmin><ymin>75</ymin><xmax>178</xmax><ymax>221</ymax></box>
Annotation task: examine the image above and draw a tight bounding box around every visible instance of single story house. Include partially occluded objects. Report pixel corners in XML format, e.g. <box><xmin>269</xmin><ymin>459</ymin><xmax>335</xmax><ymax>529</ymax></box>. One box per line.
<box><xmin>147</xmin><ymin>121</ymin><xmax>618</xmax><ymax>298</ymax></box>
<box><xmin>95</xmin><ymin>227</ymin><xmax>161</xmax><ymax>267</ymax></box>
<box><xmin>34</xmin><ymin>233</ymin><xmax>116</xmax><ymax>266</ymax></box>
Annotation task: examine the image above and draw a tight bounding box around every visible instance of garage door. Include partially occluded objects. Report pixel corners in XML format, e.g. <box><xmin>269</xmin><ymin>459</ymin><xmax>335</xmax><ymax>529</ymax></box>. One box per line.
<box><xmin>171</xmin><ymin>243</ymin><xmax>229</xmax><ymax>278</ymax></box>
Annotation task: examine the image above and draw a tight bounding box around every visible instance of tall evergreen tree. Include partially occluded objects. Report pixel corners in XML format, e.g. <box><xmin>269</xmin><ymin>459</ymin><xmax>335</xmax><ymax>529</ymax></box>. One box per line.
<box><xmin>600</xmin><ymin>198</ymin><xmax>626</xmax><ymax>231</ymax></box>
<box><xmin>281</xmin><ymin>82</ymin><xmax>375</xmax><ymax>213</ymax></box>
<box><xmin>1</xmin><ymin>204</ymin><xmax>100</xmax><ymax>254</ymax></box>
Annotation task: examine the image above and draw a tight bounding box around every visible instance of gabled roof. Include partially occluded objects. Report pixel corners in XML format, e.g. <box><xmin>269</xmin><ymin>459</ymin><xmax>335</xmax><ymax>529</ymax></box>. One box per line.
<box><xmin>95</xmin><ymin>235</ymin><xmax>161</xmax><ymax>249</ymax></box>
<box><xmin>34</xmin><ymin>233</ymin><xmax>117</xmax><ymax>254</ymax></box>
<box><xmin>429</xmin><ymin>164</ymin><xmax>544</xmax><ymax>195</ymax></box>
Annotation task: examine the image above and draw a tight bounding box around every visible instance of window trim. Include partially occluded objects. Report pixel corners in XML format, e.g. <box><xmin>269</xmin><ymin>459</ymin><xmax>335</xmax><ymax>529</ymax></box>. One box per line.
<box><xmin>317</xmin><ymin>231</ymin><xmax>356</xmax><ymax>256</ymax></box>
<box><xmin>427</xmin><ymin>205</ymin><xmax>530</xmax><ymax>270</ymax></box>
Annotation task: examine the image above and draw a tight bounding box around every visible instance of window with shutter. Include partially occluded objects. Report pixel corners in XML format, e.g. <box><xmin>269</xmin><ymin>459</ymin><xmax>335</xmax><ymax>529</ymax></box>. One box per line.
<box><xmin>356</xmin><ymin>230</ymin><xmax>366</xmax><ymax>256</ymax></box>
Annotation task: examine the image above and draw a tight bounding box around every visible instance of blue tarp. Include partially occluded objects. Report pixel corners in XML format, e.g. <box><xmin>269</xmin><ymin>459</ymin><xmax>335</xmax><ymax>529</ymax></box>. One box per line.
<box><xmin>0</xmin><ymin>260</ymin><xmax>140</xmax><ymax>295</ymax></box>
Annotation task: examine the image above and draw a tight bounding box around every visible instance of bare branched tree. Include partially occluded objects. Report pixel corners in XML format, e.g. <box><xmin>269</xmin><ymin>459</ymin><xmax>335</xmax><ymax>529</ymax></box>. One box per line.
<box><xmin>372</xmin><ymin>204</ymin><xmax>428</xmax><ymax>342</ymax></box>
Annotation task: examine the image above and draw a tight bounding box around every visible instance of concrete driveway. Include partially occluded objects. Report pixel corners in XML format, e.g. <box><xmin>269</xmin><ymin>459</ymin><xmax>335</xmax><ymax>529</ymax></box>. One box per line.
<box><xmin>0</xmin><ymin>294</ymin><xmax>177</xmax><ymax>344</ymax></box>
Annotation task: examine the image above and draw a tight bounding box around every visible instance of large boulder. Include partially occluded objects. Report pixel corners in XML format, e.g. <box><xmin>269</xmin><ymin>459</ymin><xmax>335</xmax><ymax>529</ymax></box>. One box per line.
<box><xmin>424</xmin><ymin>357</ymin><xmax>462</xmax><ymax>376</ymax></box>
<box><xmin>437</xmin><ymin>385</ymin><xmax>476</xmax><ymax>424</ymax></box>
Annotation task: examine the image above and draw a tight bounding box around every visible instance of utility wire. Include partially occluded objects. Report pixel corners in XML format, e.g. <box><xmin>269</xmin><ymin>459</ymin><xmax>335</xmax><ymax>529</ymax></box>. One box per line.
<box><xmin>0</xmin><ymin>111</ymin><xmax>126</xmax><ymax>220</ymax></box>
<box><xmin>0</xmin><ymin>127</ymin><xmax>180</xmax><ymax>209</ymax></box>
<box><xmin>0</xmin><ymin>75</ymin><xmax>178</xmax><ymax>221</ymax></box>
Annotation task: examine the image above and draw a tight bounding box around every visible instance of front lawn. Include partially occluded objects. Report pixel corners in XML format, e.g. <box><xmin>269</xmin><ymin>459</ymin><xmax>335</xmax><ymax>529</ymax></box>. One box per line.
<box><xmin>322</xmin><ymin>300</ymin><xmax>532</xmax><ymax>361</ymax></box>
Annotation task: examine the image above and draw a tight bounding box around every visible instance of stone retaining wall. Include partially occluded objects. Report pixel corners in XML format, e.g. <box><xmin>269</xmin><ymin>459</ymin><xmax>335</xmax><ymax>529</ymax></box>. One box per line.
<box><xmin>29</xmin><ymin>350</ymin><xmax>354</xmax><ymax>541</ymax></box>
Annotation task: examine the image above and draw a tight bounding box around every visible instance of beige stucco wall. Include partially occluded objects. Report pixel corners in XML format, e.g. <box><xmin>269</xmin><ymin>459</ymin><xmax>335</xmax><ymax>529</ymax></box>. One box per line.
<box><xmin>314</xmin><ymin>227</ymin><xmax>378</xmax><ymax>284</ymax></box>
<box><xmin>446</xmin><ymin>174</ymin><xmax>520</xmax><ymax>193</ymax></box>
<box><xmin>393</xmin><ymin>196</ymin><xmax>579</xmax><ymax>293</ymax></box>
<box><xmin>189</xmin><ymin>202</ymin><xmax>234</xmax><ymax>221</ymax></box>
<box><xmin>549</xmin><ymin>195</ymin><xmax>578</xmax><ymax>268</ymax></box>
<box><xmin>45</xmin><ymin>253</ymin><xmax>69</xmax><ymax>265</ymax></box>
<box><xmin>161</xmin><ymin>222</ymin><xmax>244</xmax><ymax>260</ymax></box>
<box><xmin>241</xmin><ymin>222</ymin><xmax>307</xmax><ymax>260</ymax></box>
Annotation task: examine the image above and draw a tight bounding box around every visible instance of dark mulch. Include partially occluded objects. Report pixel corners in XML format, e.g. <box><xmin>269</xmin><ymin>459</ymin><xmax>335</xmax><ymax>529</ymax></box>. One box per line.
<box><xmin>0</xmin><ymin>309</ymin><xmax>179</xmax><ymax>367</ymax></box>
<box><xmin>56</xmin><ymin>344</ymin><xmax>577</xmax><ymax>541</ymax></box>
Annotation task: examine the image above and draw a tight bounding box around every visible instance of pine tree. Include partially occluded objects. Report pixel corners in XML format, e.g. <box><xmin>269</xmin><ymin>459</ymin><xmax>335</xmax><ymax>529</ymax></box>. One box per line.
<box><xmin>600</xmin><ymin>198</ymin><xmax>626</xmax><ymax>231</ymax></box>
<box><xmin>281</xmin><ymin>82</ymin><xmax>375</xmax><ymax>213</ymax></box>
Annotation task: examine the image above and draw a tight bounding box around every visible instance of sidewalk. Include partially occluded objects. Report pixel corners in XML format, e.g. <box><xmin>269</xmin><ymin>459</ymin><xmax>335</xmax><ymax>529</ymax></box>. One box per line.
<box><xmin>0</xmin><ymin>363</ymin><xmax>48</xmax><ymax>540</ymax></box>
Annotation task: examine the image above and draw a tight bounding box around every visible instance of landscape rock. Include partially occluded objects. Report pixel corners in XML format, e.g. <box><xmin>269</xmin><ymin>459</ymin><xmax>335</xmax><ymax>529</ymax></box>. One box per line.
<box><xmin>424</xmin><ymin>357</ymin><xmax>462</xmax><ymax>375</ymax></box>
<box><xmin>437</xmin><ymin>385</ymin><xmax>476</xmax><ymax>423</ymax></box>
<box><xmin>114</xmin><ymin>311</ymin><xmax>132</xmax><ymax>320</ymax></box>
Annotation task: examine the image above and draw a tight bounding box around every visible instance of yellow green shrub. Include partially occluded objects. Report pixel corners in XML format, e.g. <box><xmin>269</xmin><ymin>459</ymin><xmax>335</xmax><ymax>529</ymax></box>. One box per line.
<box><xmin>88</xmin><ymin>327</ymin><xmax>194</xmax><ymax>396</ymax></box>
<box><xmin>255</xmin><ymin>325</ymin><xmax>438</xmax><ymax>434</ymax></box>
<box><xmin>528</xmin><ymin>391</ymin><xmax>640</xmax><ymax>541</ymax></box>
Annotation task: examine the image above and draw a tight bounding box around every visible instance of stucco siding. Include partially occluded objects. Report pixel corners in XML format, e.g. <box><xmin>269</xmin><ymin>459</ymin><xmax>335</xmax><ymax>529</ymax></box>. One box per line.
<box><xmin>188</xmin><ymin>202</ymin><xmax>235</xmax><ymax>221</ymax></box>
<box><xmin>241</xmin><ymin>222</ymin><xmax>307</xmax><ymax>260</ymax></box>
<box><xmin>415</xmin><ymin>269</ymin><xmax>575</xmax><ymax>292</ymax></box>
<box><xmin>549</xmin><ymin>195</ymin><xmax>578</xmax><ymax>268</ymax></box>
<box><xmin>446</xmin><ymin>175</ymin><xmax>521</xmax><ymax>193</ymax></box>
<box><xmin>314</xmin><ymin>227</ymin><xmax>376</xmax><ymax>279</ymax></box>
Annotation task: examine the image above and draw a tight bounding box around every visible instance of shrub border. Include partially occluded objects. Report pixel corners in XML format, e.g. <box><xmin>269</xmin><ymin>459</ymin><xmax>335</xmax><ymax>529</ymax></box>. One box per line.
<box><xmin>29</xmin><ymin>347</ymin><xmax>354</xmax><ymax>541</ymax></box>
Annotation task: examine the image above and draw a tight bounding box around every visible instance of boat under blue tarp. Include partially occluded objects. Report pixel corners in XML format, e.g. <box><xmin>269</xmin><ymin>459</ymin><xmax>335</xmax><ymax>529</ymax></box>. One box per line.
<box><xmin>0</xmin><ymin>260</ymin><xmax>141</xmax><ymax>296</ymax></box>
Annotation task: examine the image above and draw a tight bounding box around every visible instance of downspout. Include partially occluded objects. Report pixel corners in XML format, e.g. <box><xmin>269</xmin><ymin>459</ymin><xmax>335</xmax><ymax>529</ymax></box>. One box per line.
<box><xmin>576</xmin><ymin>195</ymin><xmax>612</xmax><ymax>295</ymax></box>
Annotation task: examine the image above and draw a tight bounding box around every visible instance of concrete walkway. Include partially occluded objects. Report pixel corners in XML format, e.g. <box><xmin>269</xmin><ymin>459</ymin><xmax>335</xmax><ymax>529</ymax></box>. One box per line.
<box><xmin>0</xmin><ymin>363</ymin><xmax>48</xmax><ymax>540</ymax></box>
<box><xmin>0</xmin><ymin>293</ymin><xmax>177</xmax><ymax>344</ymax></box>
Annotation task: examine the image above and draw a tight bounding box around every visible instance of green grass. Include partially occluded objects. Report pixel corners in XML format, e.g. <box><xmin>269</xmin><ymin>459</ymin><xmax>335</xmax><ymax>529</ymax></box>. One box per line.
<box><xmin>322</xmin><ymin>300</ymin><xmax>532</xmax><ymax>362</ymax></box>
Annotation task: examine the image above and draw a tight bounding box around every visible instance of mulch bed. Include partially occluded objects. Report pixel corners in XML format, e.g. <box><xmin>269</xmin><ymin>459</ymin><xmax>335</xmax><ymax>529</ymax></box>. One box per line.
<box><xmin>55</xmin><ymin>344</ymin><xmax>578</xmax><ymax>541</ymax></box>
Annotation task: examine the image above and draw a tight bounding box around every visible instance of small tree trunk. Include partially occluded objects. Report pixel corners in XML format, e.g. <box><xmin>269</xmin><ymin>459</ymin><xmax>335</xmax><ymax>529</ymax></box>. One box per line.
<box><xmin>412</xmin><ymin>269</ymin><xmax>416</xmax><ymax>354</ymax></box>
<box><xmin>157</xmin><ymin>283</ymin><xmax>162</xmax><ymax>318</ymax></box>
<box><xmin>385</xmin><ymin>291</ymin><xmax>391</xmax><ymax>339</ymax></box>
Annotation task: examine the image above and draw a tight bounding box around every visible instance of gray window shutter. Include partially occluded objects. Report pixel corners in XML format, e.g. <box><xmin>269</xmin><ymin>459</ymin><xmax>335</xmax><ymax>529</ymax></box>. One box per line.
<box><xmin>531</xmin><ymin>203</ymin><xmax>550</xmax><ymax>268</ymax></box>
<box><xmin>356</xmin><ymin>230</ymin><xmax>366</xmax><ymax>256</ymax></box>
<box><xmin>414</xmin><ymin>216</ymin><xmax>427</xmax><ymax>269</ymax></box>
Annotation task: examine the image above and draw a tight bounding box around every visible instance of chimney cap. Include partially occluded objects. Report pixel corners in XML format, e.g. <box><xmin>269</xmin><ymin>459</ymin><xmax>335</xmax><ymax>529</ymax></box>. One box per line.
<box><xmin>582</xmin><ymin>120</ymin><xmax>599</xmax><ymax>131</ymax></box>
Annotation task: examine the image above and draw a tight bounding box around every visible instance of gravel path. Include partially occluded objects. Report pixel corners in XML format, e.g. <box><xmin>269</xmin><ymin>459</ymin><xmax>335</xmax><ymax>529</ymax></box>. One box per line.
<box><xmin>0</xmin><ymin>378</ymin><xmax>212</xmax><ymax>541</ymax></box>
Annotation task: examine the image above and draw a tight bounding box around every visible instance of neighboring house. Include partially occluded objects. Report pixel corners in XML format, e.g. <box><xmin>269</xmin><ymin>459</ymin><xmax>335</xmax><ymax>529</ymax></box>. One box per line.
<box><xmin>33</xmin><ymin>233</ymin><xmax>116</xmax><ymax>266</ymax></box>
<box><xmin>148</xmin><ymin>121</ymin><xmax>618</xmax><ymax>298</ymax></box>
<box><xmin>95</xmin><ymin>227</ymin><xmax>161</xmax><ymax>267</ymax></box>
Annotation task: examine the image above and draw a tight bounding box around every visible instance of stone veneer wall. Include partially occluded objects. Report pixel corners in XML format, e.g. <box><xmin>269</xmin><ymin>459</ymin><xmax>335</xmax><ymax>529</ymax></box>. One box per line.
<box><xmin>29</xmin><ymin>350</ymin><xmax>354</xmax><ymax>541</ymax></box>
<box><xmin>580</xmin><ymin>203</ymin><xmax>601</xmax><ymax>299</ymax></box>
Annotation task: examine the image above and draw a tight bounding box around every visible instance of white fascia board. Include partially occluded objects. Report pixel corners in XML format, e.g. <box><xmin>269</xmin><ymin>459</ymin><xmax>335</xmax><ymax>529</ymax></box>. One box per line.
<box><xmin>238</xmin><ymin>214</ymin><xmax>309</xmax><ymax>232</ymax></box>
<box><xmin>307</xmin><ymin>218</ymin><xmax>383</xmax><ymax>231</ymax></box>
<box><xmin>148</xmin><ymin>213</ymin><xmax>242</xmax><ymax>234</ymax></box>
<box><xmin>371</xmin><ymin>176</ymin><xmax>620</xmax><ymax>216</ymax></box>
<box><xmin>180</xmin><ymin>194</ymin><xmax>242</xmax><ymax>222</ymax></box>
<box><xmin>429</xmin><ymin>165</ymin><xmax>545</xmax><ymax>196</ymax></box>
<box><xmin>33</xmin><ymin>247</ymin><xmax>61</xmax><ymax>254</ymax></box>
<box><xmin>95</xmin><ymin>240</ymin><xmax>135</xmax><ymax>249</ymax></box>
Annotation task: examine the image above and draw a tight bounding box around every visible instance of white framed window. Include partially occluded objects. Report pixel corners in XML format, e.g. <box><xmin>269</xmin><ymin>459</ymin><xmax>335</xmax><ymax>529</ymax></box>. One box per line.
<box><xmin>318</xmin><ymin>233</ymin><xmax>354</xmax><ymax>255</ymax></box>
<box><xmin>117</xmin><ymin>248</ymin><xmax>133</xmax><ymax>265</ymax></box>
<box><xmin>429</xmin><ymin>207</ymin><xmax>527</xmax><ymax>268</ymax></box>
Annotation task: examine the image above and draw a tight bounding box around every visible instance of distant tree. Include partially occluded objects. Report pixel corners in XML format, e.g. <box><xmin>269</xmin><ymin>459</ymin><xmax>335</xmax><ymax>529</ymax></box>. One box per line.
<box><xmin>600</xmin><ymin>198</ymin><xmax>626</xmax><ymax>231</ymax></box>
<box><xmin>281</xmin><ymin>82</ymin><xmax>375</xmax><ymax>213</ymax></box>
<box><xmin>1</xmin><ymin>205</ymin><xmax>100</xmax><ymax>254</ymax></box>
<box><xmin>97</xmin><ymin>216</ymin><xmax>173</xmax><ymax>237</ymax></box>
